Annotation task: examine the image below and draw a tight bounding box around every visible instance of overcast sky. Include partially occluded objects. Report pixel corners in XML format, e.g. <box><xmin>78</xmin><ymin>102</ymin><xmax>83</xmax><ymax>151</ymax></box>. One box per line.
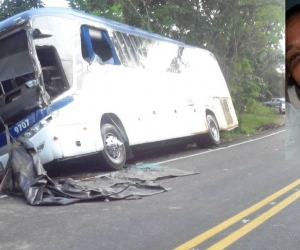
<box><xmin>43</xmin><ymin>0</ymin><xmax>69</xmax><ymax>7</ymax></box>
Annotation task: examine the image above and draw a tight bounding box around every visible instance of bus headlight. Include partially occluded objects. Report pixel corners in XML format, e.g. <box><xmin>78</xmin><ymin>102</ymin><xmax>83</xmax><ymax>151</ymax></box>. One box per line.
<box><xmin>22</xmin><ymin>118</ymin><xmax>51</xmax><ymax>138</ymax></box>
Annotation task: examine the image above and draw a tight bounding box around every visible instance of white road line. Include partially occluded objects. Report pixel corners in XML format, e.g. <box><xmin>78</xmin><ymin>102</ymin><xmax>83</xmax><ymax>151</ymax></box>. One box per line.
<box><xmin>153</xmin><ymin>130</ymin><xmax>285</xmax><ymax>165</ymax></box>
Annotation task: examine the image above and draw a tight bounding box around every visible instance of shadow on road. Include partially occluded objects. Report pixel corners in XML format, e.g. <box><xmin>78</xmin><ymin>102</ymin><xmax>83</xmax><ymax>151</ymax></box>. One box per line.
<box><xmin>46</xmin><ymin>143</ymin><xmax>201</xmax><ymax>180</ymax></box>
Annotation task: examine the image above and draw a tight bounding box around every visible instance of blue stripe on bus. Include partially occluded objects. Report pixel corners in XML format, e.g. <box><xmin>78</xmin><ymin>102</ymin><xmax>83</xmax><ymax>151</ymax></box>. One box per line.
<box><xmin>0</xmin><ymin>96</ymin><xmax>74</xmax><ymax>148</ymax></box>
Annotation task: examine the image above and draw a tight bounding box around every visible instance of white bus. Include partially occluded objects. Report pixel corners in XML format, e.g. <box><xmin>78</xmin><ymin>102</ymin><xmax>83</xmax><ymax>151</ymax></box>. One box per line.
<box><xmin>0</xmin><ymin>8</ymin><xmax>238</xmax><ymax>170</ymax></box>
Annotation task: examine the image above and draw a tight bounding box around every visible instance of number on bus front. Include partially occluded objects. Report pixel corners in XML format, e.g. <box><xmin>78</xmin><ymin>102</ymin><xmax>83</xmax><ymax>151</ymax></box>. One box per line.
<box><xmin>14</xmin><ymin>119</ymin><xmax>30</xmax><ymax>134</ymax></box>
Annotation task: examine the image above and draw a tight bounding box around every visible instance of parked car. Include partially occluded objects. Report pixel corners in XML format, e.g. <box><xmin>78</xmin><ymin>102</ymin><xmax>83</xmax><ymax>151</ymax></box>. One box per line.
<box><xmin>279</xmin><ymin>100</ymin><xmax>285</xmax><ymax>114</ymax></box>
<box><xmin>263</xmin><ymin>98</ymin><xmax>285</xmax><ymax>108</ymax></box>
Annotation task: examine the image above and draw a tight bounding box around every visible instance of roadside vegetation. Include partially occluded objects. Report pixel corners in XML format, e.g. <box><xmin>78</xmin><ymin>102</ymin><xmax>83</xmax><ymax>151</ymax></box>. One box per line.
<box><xmin>221</xmin><ymin>101</ymin><xmax>283</xmax><ymax>141</ymax></box>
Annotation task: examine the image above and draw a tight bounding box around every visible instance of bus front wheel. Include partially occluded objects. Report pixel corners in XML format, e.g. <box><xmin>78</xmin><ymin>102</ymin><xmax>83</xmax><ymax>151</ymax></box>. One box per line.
<box><xmin>196</xmin><ymin>114</ymin><xmax>220</xmax><ymax>147</ymax></box>
<box><xmin>101</xmin><ymin>124</ymin><xmax>126</xmax><ymax>170</ymax></box>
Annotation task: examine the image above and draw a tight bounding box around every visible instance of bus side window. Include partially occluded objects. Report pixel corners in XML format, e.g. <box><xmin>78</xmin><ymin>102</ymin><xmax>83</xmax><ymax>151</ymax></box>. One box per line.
<box><xmin>112</xmin><ymin>31</ymin><xmax>142</xmax><ymax>68</ymax></box>
<box><xmin>81</xmin><ymin>26</ymin><xmax>120</xmax><ymax>65</ymax></box>
<box><xmin>128</xmin><ymin>35</ymin><xmax>150</xmax><ymax>68</ymax></box>
<box><xmin>36</xmin><ymin>47</ymin><xmax>69</xmax><ymax>99</ymax></box>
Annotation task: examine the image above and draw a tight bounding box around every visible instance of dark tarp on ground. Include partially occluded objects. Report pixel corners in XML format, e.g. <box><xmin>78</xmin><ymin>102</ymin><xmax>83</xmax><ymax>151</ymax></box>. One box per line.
<box><xmin>2</xmin><ymin>138</ymin><xmax>198</xmax><ymax>206</ymax></box>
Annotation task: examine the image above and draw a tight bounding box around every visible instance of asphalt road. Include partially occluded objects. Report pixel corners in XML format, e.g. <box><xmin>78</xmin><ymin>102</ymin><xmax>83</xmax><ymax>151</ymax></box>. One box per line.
<box><xmin>1</xmin><ymin>125</ymin><xmax>299</xmax><ymax>250</ymax></box>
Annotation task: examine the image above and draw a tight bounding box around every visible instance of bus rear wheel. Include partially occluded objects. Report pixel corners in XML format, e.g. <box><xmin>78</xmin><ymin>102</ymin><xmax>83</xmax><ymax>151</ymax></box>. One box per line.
<box><xmin>196</xmin><ymin>114</ymin><xmax>220</xmax><ymax>147</ymax></box>
<box><xmin>101</xmin><ymin>124</ymin><xmax>126</xmax><ymax>170</ymax></box>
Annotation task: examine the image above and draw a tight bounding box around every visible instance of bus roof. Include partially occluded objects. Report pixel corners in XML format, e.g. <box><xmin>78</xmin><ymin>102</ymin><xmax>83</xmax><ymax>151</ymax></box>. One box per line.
<box><xmin>0</xmin><ymin>7</ymin><xmax>195</xmax><ymax>48</ymax></box>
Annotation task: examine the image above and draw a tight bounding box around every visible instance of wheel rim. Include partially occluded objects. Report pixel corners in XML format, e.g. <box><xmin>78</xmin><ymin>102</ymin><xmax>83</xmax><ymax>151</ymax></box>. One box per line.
<box><xmin>208</xmin><ymin>118</ymin><xmax>220</xmax><ymax>141</ymax></box>
<box><xmin>105</xmin><ymin>133</ymin><xmax>123</xmax><ymax>160</ymax></box>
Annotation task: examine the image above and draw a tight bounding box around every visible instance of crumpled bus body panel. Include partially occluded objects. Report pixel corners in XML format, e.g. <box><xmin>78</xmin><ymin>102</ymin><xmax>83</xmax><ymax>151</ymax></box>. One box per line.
<box><xmin>0</xmin><ymin>25</ymin><xmax>43</xmax><ymax>124</ymax></box>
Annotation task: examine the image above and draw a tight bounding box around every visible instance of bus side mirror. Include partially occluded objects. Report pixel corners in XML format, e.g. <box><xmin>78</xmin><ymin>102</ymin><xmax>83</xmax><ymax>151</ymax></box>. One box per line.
<box><xmin>33</xmin><ymin>29</ymin><xmax>54</xmax><ymax>39</ymax></box>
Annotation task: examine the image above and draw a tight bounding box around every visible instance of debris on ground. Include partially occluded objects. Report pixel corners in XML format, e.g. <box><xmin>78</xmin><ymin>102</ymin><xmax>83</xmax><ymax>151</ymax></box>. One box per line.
<box><xmin>1</xmin><ymin>138</ymin><xmax>199</xmax><ymax>206</ymax></box>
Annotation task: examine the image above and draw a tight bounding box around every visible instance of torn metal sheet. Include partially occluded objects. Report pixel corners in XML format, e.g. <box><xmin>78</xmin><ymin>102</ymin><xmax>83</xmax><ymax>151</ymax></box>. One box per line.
<box><xmin>2</xmin><ymin>138</ymin><xmax>198</xmax><ymax>206</ymax></box>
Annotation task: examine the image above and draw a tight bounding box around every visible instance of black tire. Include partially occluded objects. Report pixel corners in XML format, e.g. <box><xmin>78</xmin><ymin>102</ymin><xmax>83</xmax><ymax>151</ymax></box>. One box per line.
<box><xmin>196</xmin><ymin>114</ymin><xmax>220</xmax><ymax>147</ymax></box>
<box><xmin>101</xmin><ymin>124</ymin><xmax>126</xmax><ymax>170</ymax></box>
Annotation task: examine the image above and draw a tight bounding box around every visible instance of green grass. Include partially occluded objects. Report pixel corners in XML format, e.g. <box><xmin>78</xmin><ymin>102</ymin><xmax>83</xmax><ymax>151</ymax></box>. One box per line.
<box><xmin>221</xmin><ymin>102</ymin><xmax>279</xmax><ymax>141</ymax></box>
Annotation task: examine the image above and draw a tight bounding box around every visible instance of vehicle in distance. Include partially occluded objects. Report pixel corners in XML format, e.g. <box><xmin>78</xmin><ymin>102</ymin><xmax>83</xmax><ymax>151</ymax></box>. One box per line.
<box><xmin>279</xmin><ymin>100</ymin><xmax>285</xmax><ymax>114</ymax></box>
<box><xmin>263</xmin><ymin>98</ymin><xmax>285</xmax><ymax>108</ymax></box>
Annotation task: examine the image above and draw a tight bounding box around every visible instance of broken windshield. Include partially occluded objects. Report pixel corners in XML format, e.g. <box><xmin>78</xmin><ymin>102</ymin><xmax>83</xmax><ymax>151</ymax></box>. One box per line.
<box><xmin>0</xmin><ymin>30</ymin><xmax>34</xmax><ymax>84</ymax></box>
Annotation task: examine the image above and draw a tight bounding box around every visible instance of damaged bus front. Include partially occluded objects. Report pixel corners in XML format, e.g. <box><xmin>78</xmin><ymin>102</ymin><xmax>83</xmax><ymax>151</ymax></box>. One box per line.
<box><xmin>0</xmin><ymin>23</ymin><xmax>48</xmax><ymax>123</ymax></box>
<box><xmin>0</xmin><ymin>13</ymin><xmax>71</xmax><ymax>170</ymax></box>
<box><xmin>0</xmin><ymin>21</ymin><xmax>48</xmax><ymax>170</ymax></box>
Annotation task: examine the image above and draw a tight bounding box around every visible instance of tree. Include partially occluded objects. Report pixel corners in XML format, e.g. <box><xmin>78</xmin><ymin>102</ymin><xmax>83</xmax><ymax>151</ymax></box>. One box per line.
<box><xmin>67</xmin><ymin>0</ymin><xmax>123</xmax><ymax>22</ymax></box>
<box><xmin>0</xmin><ymin>0</ymin><xmax>45</xmax><ymax>21</ymax></box>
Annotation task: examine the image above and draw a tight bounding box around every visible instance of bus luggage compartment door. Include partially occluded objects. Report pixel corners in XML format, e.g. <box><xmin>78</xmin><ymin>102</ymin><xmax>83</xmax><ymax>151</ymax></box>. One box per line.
<box><xmin>56</xmin><ymin>124</ymin><xmax>97</xmax><ymax>158</ymax></box>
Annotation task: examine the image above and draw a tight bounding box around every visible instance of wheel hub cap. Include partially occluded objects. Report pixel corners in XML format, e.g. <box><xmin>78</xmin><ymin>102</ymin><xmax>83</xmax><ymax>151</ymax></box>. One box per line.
<box><xmin>105</xmin><ymin>133</ymin><xmax>123</xmax><ymax>159</ymax></box>
<box><xmin>209</xmin><ymin>121</ymin><xmax>219</xmax><ymax>141</ymax></box>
